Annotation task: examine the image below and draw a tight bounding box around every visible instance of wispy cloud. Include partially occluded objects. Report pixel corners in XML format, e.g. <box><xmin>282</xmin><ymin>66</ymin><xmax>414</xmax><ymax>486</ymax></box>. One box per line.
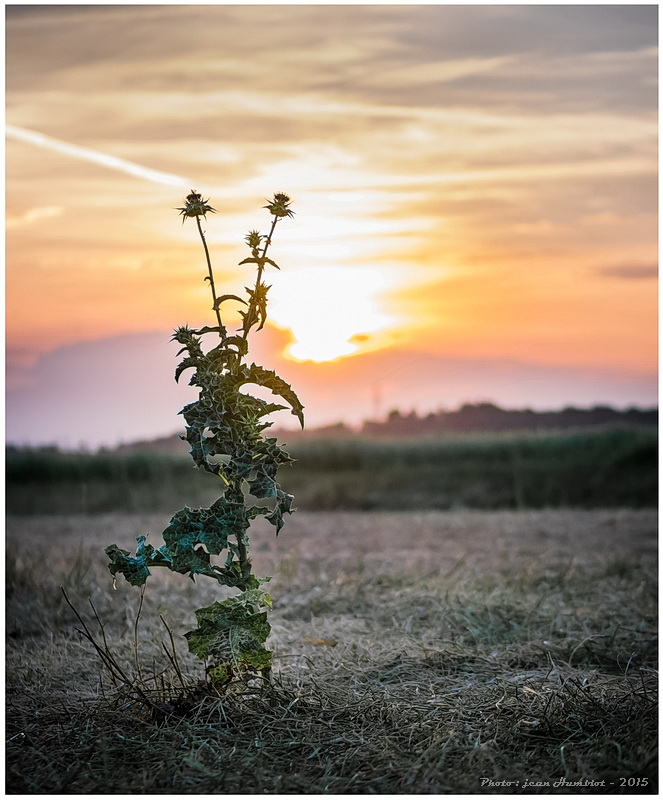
<box><xmin>6</xmin><ymin>204</ymin><xmax>62</xmax><ymax>229</ymax></box>
<box><xmin>597</xmin><ymin>263</ymin><xmax>658</xmax><ymax>280</ymax></box>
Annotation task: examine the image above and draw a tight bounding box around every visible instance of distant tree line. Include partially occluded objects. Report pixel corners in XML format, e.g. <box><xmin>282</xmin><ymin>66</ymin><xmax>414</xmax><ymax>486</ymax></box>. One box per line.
<box><xmin>286</xmin><ymin>402</ymin><xmax>657</xmax><ymax>440</ymax></box>
<box><xmin>362</xmin><ymin>402</ymin><xmax>657</xmax><ymax>437</ymax></box>
<box><xmin>8</xmin><ymin>403</ymin><xmax>656</xmax><ymax>457</ymax></box>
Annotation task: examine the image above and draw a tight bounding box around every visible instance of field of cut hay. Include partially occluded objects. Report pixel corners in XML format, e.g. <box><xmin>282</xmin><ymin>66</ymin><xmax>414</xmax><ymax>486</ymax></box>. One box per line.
<box><xmin>6</xmin><ymin>508</ymin><xmax>657</xmax><ymax>794</ymax></box>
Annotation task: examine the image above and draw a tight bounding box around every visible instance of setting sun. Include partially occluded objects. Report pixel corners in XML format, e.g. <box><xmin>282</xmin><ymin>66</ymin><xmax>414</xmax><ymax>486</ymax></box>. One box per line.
<box><xmin>267</xmin><ymin>266</ymin><xmax>396</xmax><ymax>362</ymax></box>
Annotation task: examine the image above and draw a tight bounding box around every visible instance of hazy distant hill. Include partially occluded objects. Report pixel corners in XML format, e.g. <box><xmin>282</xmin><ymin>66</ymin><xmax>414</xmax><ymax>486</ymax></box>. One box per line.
<box><xmin>112</xmin><ymin>402</ymin><xmax>657</xmax><ymax>453</ymax></box>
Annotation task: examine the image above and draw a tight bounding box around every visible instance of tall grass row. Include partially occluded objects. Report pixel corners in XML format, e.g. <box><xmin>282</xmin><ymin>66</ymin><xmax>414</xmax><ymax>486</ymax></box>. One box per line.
<box><xmin>6</xmin><ymin>427</ymin><xmax>656</xmax><ymax>514</ymax></box>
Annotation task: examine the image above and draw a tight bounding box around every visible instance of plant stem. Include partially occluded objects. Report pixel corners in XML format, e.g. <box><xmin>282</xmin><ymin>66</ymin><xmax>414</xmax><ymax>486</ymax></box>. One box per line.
<box><xmin>195</xmin><ymin>215</ymin><xmax>225</xmax><ymax>337</ymax></box>
<box><xmin>237</xmin><ymin>532</ymin><xmax>252</xmax><ymax>583</ymax></box>
<box><xmin>261</xmin><ymin>214</ymin><xmax>280</xmax><ymax>261</ymax></box>
<box><xmin>256</xmin><ymin>213</ymin><xmax>280</xmax><ymax>288</ymax></box>
<box><xmin>232</xmin><ymin>221</ymin><xmax>282</xmax><ymax>580</ymax></box>
<box><xmin>225</xmin><ymin>482</ymin><xmax>252</xmax><ymax>583</ymax></box>
<box><xmin>241</xmin><ymin>214</ymin><xmax>280</xmax><ymax>342</ymax></box>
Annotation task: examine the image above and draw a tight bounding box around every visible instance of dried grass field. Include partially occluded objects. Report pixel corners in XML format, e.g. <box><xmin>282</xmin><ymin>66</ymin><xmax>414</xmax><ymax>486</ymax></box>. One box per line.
<box><xmin>6</xmin><ymin>508</ymin><xmax>657</xmax><ymax>794</ymax></box>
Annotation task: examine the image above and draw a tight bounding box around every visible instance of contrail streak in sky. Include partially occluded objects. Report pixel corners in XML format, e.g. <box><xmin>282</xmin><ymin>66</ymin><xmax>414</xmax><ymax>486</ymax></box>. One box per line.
<box><xmin>6</xmin><ymin>124</ymin><xmax>192</xmax><ymax>188</ymax></box>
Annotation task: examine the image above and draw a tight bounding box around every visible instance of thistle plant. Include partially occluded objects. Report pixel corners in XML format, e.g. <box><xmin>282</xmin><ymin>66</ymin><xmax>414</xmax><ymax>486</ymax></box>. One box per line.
<box><xmin>105</xmin><ymin>191</ymin><xmax>303</xmax><ymax>687</ymax></box>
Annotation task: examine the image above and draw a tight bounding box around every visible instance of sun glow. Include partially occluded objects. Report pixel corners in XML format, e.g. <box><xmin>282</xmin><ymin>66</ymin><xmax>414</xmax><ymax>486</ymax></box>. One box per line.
<box><xmin>267</xmin><ymin>266</ymin><xmax>395</xmax><ymax>362</ymax></box>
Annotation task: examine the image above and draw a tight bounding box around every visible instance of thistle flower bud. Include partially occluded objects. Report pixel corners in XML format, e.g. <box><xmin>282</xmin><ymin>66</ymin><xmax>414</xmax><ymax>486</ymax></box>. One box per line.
<box><xmin>177</xmin><ymin>190</ymin><xmax>216</xmax><ymax>221</ymax></box>
<box><xmin>264</xmin><ymin>192</ymin><xmax>294</xmax><ymax>219</ymax></box>
<box><xmin>245</xmin><ymin>230</ymin><xmax>263</xmax><ymax>249</ymax></box>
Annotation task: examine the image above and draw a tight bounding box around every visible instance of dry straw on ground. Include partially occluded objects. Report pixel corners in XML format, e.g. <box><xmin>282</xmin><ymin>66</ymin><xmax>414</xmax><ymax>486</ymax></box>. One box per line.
<box><xmin>6</xmin><ymin>509</ymin><xmax>657</xmax><ymax>794</ymax></box>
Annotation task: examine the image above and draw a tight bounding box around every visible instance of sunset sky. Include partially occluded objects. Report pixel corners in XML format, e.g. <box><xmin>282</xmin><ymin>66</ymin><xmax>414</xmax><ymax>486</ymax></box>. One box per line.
<box><xmin>6</xmin><ymin>4</ymin><xmax>658</xmax><ymax>448</ymax></box>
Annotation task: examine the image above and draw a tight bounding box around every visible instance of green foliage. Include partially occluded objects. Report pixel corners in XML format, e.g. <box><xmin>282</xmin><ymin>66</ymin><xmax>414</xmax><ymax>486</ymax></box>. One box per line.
<box><xmin>185</xmin><ymin>593</ymin><xmax>273</xmax><ymax>685</ymax></box>
<box><xmin>105</xmin><ymin>191</ymin><xmax>302</xmax><ymax>685</ymax></box>
<box><xmin>106</xmin><ymin>535</ymin><xmax>169</xmax><ymax>587</ymax></box>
